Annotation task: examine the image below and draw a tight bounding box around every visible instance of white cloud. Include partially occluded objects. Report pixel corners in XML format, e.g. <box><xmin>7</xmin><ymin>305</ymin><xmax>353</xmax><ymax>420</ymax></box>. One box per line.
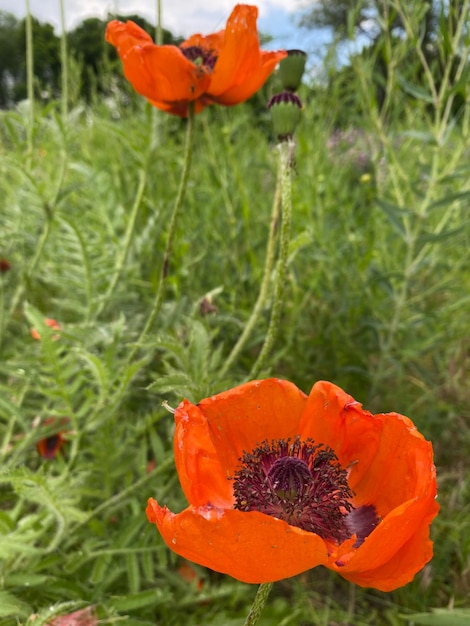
<box><xmin>3</xmin><ymin>0</ymin><xmax>302</xmax><ymax>39</ymax></box>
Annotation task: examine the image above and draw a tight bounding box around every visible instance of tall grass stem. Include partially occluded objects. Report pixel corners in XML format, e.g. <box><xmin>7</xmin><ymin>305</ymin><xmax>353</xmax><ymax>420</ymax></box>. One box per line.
<box><xmin>59</xmin><ymin>0</ymin><xmax>68</xmax><ymax>121</ymax></box>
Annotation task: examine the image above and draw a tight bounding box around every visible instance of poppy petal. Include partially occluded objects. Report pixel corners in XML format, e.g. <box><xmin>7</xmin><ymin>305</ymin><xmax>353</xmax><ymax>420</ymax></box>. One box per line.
<box><xmin>105</xmin><ymin>21</ymin><xmax>211</xmax><ymax>105</ymax></box>
<box><xmin>299</xmin><ymin>381</ymin><xmax>376</xmax><ymax>480</ymax></box>
<box><xmin>147</xmin><ymin>97</ymin><xmax>209</xmax><ymax>117</ymax></box>
<box><xmin>331</xmin><ymin>498</ymin><xmax>439</xmax><ymax>591</ymax></box>
<box><xmin>212</xmin><ymin>51</ymin><xmax>288</xmax><ymax>106</ymax></box>
<box><xmin>198</xmin><ymin>378</ymin><xmax>308</xmax><ymax>476</ymax></box>
<box><xmin>174</xmin><ymin>399</ymin><xmax>233</xmax><ymax>507</ymax></box>
<box><xmin>208</xmin><ymin>5</ymin><xmax>286</xmax><ymax>101</ymax></box>
<box><xmin>337</xmin><ymin>493</ymin><xmax>436</xmax><ymax>566</ymax></box>
<box><xmin>300</xmin><ymin>381</ymin><xmax>436</xmax><ymax>517</ymax></box>
<box><xmin>146</xmin><ymin>498</ymin><xmax>331</xmax><ymax>584</ymax></box>
<box><xmin>182</xmin><ymin>31</ymin><xmax>225</xmax><ymax>55</ymax></box>
<box><xmin>37</xmin><ymin>433</ymin><xmax>64</xmax><ymax>459</ymax></box>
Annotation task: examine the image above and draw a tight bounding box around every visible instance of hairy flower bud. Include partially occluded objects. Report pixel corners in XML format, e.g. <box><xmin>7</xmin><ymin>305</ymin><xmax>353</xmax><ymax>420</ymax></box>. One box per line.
<box><xmin>267</xmin><ymin>91</ymin><xmax>302</xmax><ymax>141</ymax></box>
<box><xmin>279</xmin><ymin>49</ymin><xmax>307</xmax><ymax>92</ymax></box>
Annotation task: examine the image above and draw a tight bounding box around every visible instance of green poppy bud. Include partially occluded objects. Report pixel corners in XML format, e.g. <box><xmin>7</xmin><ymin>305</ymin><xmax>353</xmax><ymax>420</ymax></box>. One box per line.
<box><xmin>279</xmin><ymin>49</ymin><xmax>307</xmax><ymax>92</ymax></box>
<box><xmin>267</xmin><ymin>91</ymin><xmax>302</xmax><ymax>142</ymax></box>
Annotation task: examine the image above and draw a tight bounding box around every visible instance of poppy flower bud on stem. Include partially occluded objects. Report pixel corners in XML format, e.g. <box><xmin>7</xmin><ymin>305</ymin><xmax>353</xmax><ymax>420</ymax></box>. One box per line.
<box><xmin>279</xmin><ymin>49</ymin><xmax>307</xmax><ymax>92</ymax></box>
<box><xmin>267</xmin><ymin>91</ymin><xmax>302</xmax><ymax>143</ymax></box>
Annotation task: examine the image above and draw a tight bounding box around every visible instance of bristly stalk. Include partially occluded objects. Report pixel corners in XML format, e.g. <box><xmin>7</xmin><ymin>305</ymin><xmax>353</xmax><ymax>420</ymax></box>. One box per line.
<box><xmin>59</xmin><ymin>0</ymin><xmax>68</xmax><ymax>122</ymax></box>
<box><xmin>218</xmin><ymin>168</ymin><xmax>282</xmax><ymax>380</ymax></box>
<box><xmin>155</xmin><ymin>0</ymin><xmax>163</xmax><ymax>45</ymax></box>
<box><xmin>249</xmin><ymin>140</ymin><xmax>294</xmax><ymax>379</ymax></box>
<box><xmin>130</xmin><ymin>101</ymin><xmax>196</xmax><ymax>361</ymax></box>
<box><xmin>243</xmin><ymin>583</ymin><xmax>273</xmax><ymax>626</ymax></box>
<box><xmin>151</xmin><ymin>0</ymin><xmax>164</xmax><ymax>146</ymax></box>
<box><xmin>25</xmin><ymin>0</ymin><xmax>34</xmax><ymax>160</ymax></box>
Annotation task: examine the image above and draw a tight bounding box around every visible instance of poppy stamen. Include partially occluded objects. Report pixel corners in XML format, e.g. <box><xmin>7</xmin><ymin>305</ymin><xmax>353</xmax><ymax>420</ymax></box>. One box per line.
<box><xmin>233</xmin><ymin>436</ymin><xmax>356</xmax><ymax>544</ymax></box>
<box><xmin>181</xmin><ymin>46</ymin><xmax>217</xmax><ymax>71</ymax></box>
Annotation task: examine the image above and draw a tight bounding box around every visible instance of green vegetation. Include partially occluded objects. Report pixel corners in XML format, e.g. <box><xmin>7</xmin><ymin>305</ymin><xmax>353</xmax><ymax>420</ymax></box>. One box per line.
<box><xmin>0</xmin><ymin>1</ymin><xmax>469</xmax><ymax>624</ymax></box>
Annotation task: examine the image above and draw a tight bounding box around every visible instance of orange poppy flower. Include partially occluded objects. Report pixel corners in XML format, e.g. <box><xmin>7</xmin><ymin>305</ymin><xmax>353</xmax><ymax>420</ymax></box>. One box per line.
<box><xmin>105</xmin><ymin>4</ymin><xmax>287</xmax><ymax>117</ymax></box>
<box><xmin>146</xmin><ymin>379</ymin><xmax>439</xmax><ymax>591</ymax></box>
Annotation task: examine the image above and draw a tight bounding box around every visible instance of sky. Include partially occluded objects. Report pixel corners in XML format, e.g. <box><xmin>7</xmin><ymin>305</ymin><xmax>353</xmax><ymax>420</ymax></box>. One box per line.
<box><xmin>0</xmin><ymin>0</ymin><xmax>333</xmax><ymax>57</ymax></box>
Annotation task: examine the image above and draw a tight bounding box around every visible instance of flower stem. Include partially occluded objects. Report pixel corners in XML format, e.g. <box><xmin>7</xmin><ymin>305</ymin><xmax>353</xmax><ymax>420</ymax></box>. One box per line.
<box><xmin>218</xmin><ymin>170</ymin><xmax>282</xmax><ymax>380</ymax></box>
<box><xmin>25</xmin><ymin>0</ymin><xmax>34</xmax><ymax>161</ymax></box>
<box><xmin>243</xmin><ymin>583</ymin><xmax>273</xmax><ymax>626</ymax></box>
<box><xmin>95</xmin><ymin>170</ymin><xmax>147</xmax><ymax>319</ymax></box>
<box><xmin>249</xmin><ymin>140</ymin><xmax>294</xmax><ymax>379</ymax></box>
<box><xmin>130</xmin><ymin>102</ymin><xmax>196</xmax><ymax>360</ymax></box>
<box><xmin>59</xmin><ymin>0</ymin><xmax>68</xmax><ymax>122</ymax></box>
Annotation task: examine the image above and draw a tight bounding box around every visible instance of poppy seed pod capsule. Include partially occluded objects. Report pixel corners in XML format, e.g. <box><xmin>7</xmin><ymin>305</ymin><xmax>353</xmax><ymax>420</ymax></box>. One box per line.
<box><xmin>267</xmin><ymin>91</ymin><xmax>302</xmax><ymax>141</ymax></box>
<box><xmin>279</xmin><ymin>49</ymin><xmax>307</xmax><ymax>92</ymax></box>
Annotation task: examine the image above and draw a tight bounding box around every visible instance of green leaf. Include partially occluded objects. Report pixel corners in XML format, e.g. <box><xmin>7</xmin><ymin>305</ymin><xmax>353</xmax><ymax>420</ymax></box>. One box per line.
<box><xmin>110</xmin><ymin>589</ymin><xmax>166</xmax><ymax>611</ymax></box>
<box><xmin>428</xmin><ymin>191</ymin><xmax>470</xmax><ymax>211</ymax></box>
<box><xmin>0</xmin><ymin>590</ymin><xmax>31</xmax><ymax>617</ymax></box>
<box><xmin>0</xmin><ymin>393</ymin><xmax>24</xmax><ymax>423</ymax></box>
<box><xmin>417</xmin><ymin>225</ymin><xmax>467</xmax><ymax>244</ymax></box>
<box><xmin>402</xmin><ymin>609</ymin><xmax>470</xmax><ymax>625</ymax></box>
<box><xmin>376</xmin><ymin>199</ymin><xmax>411</xmax><ymax>238</ymax></box>
<box><xmin>398</xmin><ymin>75</ymin><xmax>434</xmax><ymax>103</ymax></box>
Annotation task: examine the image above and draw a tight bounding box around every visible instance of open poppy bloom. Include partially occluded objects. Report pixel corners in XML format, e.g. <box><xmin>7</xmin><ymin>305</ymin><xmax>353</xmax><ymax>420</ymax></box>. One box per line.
<box><xmin>105</xmin><ymin>4</ymin><xmax>287</xmax><ymax>117</ymax></box>
<box><xmin>147</xmin><ymin>379</ymin><xmax>439</xmax><ymax>591</ymax></box>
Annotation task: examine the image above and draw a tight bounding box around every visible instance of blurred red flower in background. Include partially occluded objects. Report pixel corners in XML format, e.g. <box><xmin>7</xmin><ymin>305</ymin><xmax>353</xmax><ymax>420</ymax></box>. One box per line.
<box><xmin>0</xmin><ymin>258</ymin><xmax>11</xmax><ymax>273</ymax></box>
<box><xmin>36</xmin><ymin>417</ymin><xmax>69</xmax><ymax>459</ymax></box>
<box><xmin>30</xmin><ymin>318</ymin><xmax>61</xmax><ymax>341</ymax></box>
<box><xmin>48</xmin><ymin>607</ymin><xmax>97</xmax><ymax>626</ymax></box>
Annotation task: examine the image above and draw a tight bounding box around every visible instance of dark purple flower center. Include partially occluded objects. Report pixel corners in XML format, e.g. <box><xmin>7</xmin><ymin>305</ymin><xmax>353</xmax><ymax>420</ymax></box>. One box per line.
<box><xmin>181</xmin><ymin>46</ymin><xmax>217</xmax><ymax>71</ymax></box>
<box><xmin>233</xmin><ymin>436</ymin><xmax>380</xmax><ymax>545</ymax></box>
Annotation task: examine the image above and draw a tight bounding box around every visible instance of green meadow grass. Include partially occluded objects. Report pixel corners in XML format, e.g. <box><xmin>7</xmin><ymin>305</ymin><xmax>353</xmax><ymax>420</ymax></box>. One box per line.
<box><xmin>1</xmin><ymin>35</ymin><xmax>470</xmax><ymax>626</ymax></box>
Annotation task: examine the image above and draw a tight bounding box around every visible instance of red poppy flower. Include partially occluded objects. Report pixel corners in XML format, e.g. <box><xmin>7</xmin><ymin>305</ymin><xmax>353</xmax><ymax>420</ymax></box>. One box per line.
<box><xmin>146</xmin><ymin>379</ymin><xmax>438</xmax><ymax>591</ymax></box>
<box><xmin>105</xmin><ymin>4</ymin><xmax>287</xmax><ymax>117</ymax></box>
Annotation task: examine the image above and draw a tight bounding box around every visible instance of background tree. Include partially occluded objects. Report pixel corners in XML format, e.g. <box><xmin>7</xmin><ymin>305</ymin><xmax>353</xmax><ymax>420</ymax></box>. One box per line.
<box><xmin>16</xmin><ymin>16</ymin><xmax>60</xmax><ymax>101</ymax></box>
<box><xmin>0</xmin><ymin>11</ymin><xmax>21</xmax><ymax>107</ymax></box>
<box><xmin>67</xmin><ymin>14</ymin><xmax>180</xmax><ymax>102</ymax></box>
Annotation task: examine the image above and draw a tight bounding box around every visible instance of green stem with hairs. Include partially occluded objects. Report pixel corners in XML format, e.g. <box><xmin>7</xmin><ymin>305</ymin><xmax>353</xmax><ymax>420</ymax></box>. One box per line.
<box><xmin>59</xmin><ymin>0</ymin><xmax>68</xmax><ymax>121</ymax></box>
<box><xmin>129</xmin><ymin>101</ymin><xmax>196</xmax><ymax>361</ymax></box>
<box><xmin>25</xmin><ymin>0</ymin><xmax>34</xmax><ymax>160</ymax></box>
<box><xmin>249</xmin><ymin>141</ymin><xmax>293</xmax><ymax>379</ymax></box>
<box><xmin>151</xmin><ymin>0</ymin><xmax>163</xmax><ymax>145</ymax></box>
<box><xmin>219</xmin><ymin>170</ymin><xmax>282</xmax><ymax>380</ymax></box>
<box><xmin>243</xmin><ymin>583</ymin><xmax>273</xmax><ymax>626</ymax></box>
